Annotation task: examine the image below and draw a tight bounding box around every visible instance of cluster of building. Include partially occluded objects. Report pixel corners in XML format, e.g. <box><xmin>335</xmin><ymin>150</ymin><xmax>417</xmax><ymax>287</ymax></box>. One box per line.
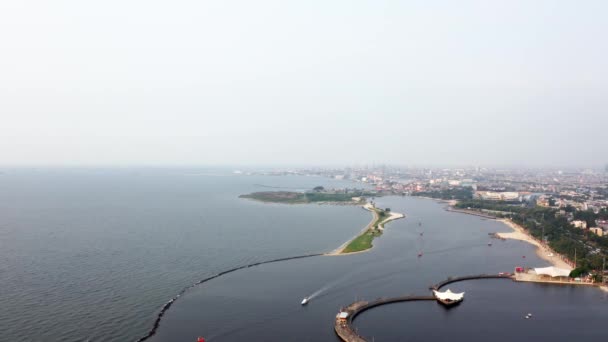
<box><xmin>571</xmin><ymin>219</ymin><xmax>608</xmax><ymax>237</ymax></box>
<box><xmin>475</xmin><ymin>191</ymin><xmax>521</xmax><ymax>201</ymax></box>
<box><xmin>251</xmin><ymin>166</ymin><xmax>608</xmax><ymax>218</ymax></box>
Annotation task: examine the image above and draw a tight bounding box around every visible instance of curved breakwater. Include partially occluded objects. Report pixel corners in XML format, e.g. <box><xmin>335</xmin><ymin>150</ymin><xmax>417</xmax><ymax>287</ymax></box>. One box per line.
<box><xmin>336</xmin><ymin>274</ymin><xmax>514</xmax><ymax>342</ymax></box>
<box><xmin>432</xmin><ymin>273</ymin><xmax>513</xmax><ymax>290</ymax></box>
<box><xmin>135</xmin><ymin>253</ymin><xmax>323</xmax><ymax>342</ymax></box>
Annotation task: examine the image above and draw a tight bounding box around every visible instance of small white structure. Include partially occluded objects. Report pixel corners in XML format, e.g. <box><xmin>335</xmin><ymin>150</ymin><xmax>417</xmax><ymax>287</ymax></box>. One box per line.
<box><xmin>571</xmin><ymin>220</ymin><xmax>587</xmax><ymax>229</ymax></box>
<box><xmin>433</xmin><ymin>289</ymin><xmax>464</xmax><ymax>301</ymax></box>
<box><xmin>534</xmin><ymin>266</ymin><xmax>571</xmax><ymax>278</ymax></box>
<box><xmin>589</xmin><ymin>227</ymin><xmax>604</xmax><ymax>237</ymax></box>
<box><xmin>433</xmin><ymin>289</ymin><xmax>464</xmax><ymax>306</ymax></box>
<box><xmin>338</xmin><ymin>312</ymin><xmax>349</xmax><ymax>320</ymax></box>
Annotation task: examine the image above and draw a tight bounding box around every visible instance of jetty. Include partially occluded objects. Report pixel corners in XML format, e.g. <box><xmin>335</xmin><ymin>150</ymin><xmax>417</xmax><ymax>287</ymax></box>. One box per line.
<box><xmin>513</xmin><ymin>267</ymin><xmax>596</xmax><ymax>287</ymax></box>
<box><xmin>334</xmin><ymin>273</ymin><xmax>513</xmax><ymax>342</ymax></box>
<box><xmin>431</xmin><ymin>273</ymin><xmax>513</xmax><ymax>290</ymax></box>
<box><xmin>335</xmin><ymin>296</ymin><xmax>435</xmax><ymax>342</ymax></box>
<box><xmin>334</xmin><ymin>270</ymin><xmax>605</xmax><ymax>341</ymax></box>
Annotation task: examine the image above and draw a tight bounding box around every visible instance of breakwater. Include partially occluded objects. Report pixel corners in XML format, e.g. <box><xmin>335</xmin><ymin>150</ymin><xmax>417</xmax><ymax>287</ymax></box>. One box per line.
<box><xmin>432</xmin><ymin>273</ymin><xmax>513</xmax><ymax>290</ymax></box>
<box><xmin>336</xmin><ymin>273</ymin><xmax>514</xmax><ymax>342</ymax></box>
<box><xmin>335</xmin><ymin>296</ymin><xmax>435</xmax><ymax>342</ymax></box>
<box><xmin>135</xmin><ymin>253</ymin><xmax>322</xmax><ymax>342</ymax></box>
<box><xmin>445</xmin><ymin>207</ymin><xmax>497</xmax><ymax>219</ymax></box>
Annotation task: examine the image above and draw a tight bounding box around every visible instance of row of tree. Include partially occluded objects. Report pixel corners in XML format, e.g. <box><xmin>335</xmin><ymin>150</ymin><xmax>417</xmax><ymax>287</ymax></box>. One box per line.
<box><xmin>412</xmin><ymin>187</ymin><xmax>474</xmax><ymax>200</ymax></box>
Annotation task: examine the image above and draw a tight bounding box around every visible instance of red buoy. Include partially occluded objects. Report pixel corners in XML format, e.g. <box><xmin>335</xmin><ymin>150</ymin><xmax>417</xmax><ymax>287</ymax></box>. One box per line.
<box><xmin>197</xmin><ymin>337</ymin><xmax>205</xmax><ymax>342</ymax></box>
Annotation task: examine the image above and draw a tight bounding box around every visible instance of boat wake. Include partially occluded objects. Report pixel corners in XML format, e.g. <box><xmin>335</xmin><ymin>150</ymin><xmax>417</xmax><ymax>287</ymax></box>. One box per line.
<box><xmin>308</xmin><ymin>273</ymin><xmax>352</xmax><ymax>301</ymax></box>
<box><xmin>305</xmin><ymin>255</ymin><xmax>422</xmax><ymax>302</ymax></box>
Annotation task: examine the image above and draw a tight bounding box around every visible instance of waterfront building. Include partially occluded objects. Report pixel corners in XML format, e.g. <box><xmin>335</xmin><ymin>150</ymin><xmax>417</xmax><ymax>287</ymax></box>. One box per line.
<box><xmin>572</xmin><ymin>220</ymin><xmax>587</xmax><ymax>229</ymax></box>
<box><xmin>589</xmin><ymin>227</ymin><xmax>604</xmax><ymax>237</ymax></box>
<box><xmin>534</xmin><ymin>266</ymin><xmax>571</xmax><ymax>280</ymax></box>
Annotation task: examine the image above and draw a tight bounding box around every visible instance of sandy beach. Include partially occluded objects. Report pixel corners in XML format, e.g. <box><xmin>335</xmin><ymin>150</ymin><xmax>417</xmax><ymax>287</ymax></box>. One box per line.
<box><xmin>497</xmin><ymin>218</ymin><xmax>573</xmax><ymax>270</ymax></box>
<box><xmin>378</xmin><ymin>211</ymin><xmax>406</xmax><ymax>230</ymax></box>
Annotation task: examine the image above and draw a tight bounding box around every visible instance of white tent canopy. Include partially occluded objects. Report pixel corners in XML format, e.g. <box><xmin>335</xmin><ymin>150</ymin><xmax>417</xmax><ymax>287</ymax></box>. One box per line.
<box><xmin>534</xmin><ymin>266</ymin><xmax>571</xmax><ymax>277</ymax></box>
<box><xmin>433</xmin><ymin>289</ymin><xmax>464</xmax><ymax>301</ymax></box>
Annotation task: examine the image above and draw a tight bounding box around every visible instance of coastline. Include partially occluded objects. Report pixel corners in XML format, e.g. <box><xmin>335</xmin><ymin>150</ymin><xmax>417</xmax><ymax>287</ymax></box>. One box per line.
<box><xmin>446</xmin><ymin>207</ymin><xmax>496</xmax><ymax>219</ymax></box>
<box><xmin>435</xmin><ymin>199</ymin><xmax>608</xmax><ymax>291</ymax></box>
<box><xmin>424</xmin><ymin>197</ymin><xmax>574</xmax><ymax>270</ymax></box>
<box><xmin>377</xmin><ymin>211</ymin><xmax>406</xmax><ymax>230</ymax></box>
<box><xmin>496</xmin><ymin>218</ymin><xmax>573</xmax><ymax>270</ymax></box>
<box><xmin>325</xmin><ymin>204</ymin><xmax>379</xmax><ymax>256</ymax></box>
<box><xmin>326</xmin><ymin>203</ymin><xmax>405</xmax><ymax>256</ymax></box>
<box><xmin>242</xmin><ymin>197</ymin><xmax>362</xmax><ymax>206</ymax></box>
<box><xmin>414</xmin><ymin>196</ymin><xmax>457</xmax><ymax>206</ymax></box>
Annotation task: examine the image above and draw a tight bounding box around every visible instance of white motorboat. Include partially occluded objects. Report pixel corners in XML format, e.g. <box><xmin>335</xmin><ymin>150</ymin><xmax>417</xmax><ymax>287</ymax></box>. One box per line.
<box><xmin>301</xmin><ymin>297</ymin><xmax>309</xmax><ymax>305</ymax></box>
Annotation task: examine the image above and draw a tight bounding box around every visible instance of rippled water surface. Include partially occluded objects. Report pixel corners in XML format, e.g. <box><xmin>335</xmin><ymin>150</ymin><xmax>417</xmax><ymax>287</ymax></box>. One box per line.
<box><xmin>2</xmin><ymin>169</ymin><xmax>607</xmax><ymax>342</ymax></box>
<box><xmin>0</xmin><ymin>169</ymin><xmax>368</xmax><ymax>341</ymax></box>
<box><xmin>149</xmin><ymin>196</ymin><xmax>608</xmax><ymax>341</ymax></box>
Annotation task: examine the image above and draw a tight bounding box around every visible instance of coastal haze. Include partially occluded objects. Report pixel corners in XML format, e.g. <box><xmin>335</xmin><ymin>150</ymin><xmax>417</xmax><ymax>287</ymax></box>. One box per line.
<box><xmin>1</xmin><ymin>1</ymin><xmax>608</xmax><ymax>167</ymax></box>
<box><xmin>2</xmin><ymin>1</ymin><xmax>608</xmax><ymax>342</ymax></box>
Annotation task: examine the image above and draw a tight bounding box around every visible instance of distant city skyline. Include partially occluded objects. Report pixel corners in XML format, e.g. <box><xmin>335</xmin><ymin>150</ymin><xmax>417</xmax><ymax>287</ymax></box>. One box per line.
<box><xmin>1</xmin><ymin>1</ymin><xmax>607</xmax><ymax>167</ymax></box>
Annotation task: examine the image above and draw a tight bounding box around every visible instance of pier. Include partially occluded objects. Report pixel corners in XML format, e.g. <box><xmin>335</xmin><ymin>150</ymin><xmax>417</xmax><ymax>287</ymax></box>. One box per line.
<box><xmin>431</xmin><ymin>273</ymin><xmax>514</xmax><ymax>290</ymax></box>
<box><xmin>335</xmin><ymin>296</ymin><xmax>435</xmax><ymax>342</ymax></box>
<box><xmin>335</xmin><ymin>273</ymin><xmax>514</xmax><ymax>342</ymax></box>
<box><xmin>514</xmin><ymin>271</ymin><xmax>597</xmax><ymax>286</ymax></box>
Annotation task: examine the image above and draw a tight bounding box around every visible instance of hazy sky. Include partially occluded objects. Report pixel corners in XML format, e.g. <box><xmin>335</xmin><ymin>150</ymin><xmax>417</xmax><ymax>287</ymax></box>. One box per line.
<box><xmin>1</xmin><ymin>1</ymin><xmax>606</xmax><ymax>167</ymax></box>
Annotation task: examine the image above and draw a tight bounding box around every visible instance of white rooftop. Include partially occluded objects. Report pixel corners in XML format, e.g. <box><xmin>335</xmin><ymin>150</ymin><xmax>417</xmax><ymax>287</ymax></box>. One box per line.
<box><xmin>534</xmin><ymin>266</ymin><xmax>571</xmax><ymax>277</ymax></box>
<box><xmin>433</xmin><ymin>289</ymin><xmax>464</xmax><ymax>301</ymax></box>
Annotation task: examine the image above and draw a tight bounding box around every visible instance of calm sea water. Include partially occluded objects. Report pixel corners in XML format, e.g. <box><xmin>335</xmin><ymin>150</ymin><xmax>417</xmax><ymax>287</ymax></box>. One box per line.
<box><xmin>1</xmin><ymin>169</ymin><xmax>606</xmax><ymax>342</ymax></box>
<box><xmin>149</xmin><ymin>196</ymin><xmax>608</xmax><ymax>342</ymax></box>
<box><xmin>0</xmin><ymin>169</ymin><xmax>368</xmax><ymax>341</ymax></box>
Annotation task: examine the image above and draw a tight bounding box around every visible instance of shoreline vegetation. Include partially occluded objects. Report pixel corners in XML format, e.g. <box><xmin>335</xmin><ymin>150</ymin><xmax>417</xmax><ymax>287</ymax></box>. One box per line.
<box><xmin>408</xmin><ymin>196</ymin><xmax>581</xmax><ymax>272</ymax></box>
<box><xmin>432</xmin><ymin>198</ymin><xmax>576</xmax><ymax>270</ymax></box>
<box><xmin>496</xmin><ymin>218</ymin><xmax>574</xmax><ymax>270</ymax></box>
<box><xmin>327</xmin><ymin>203</ymin><xmax>405</xmax><ymax>255</ymax></box>
<box><xmin>239</xmin><ymin>190</ymin><xmax>376</xmax><ymax>205</ymax></box>
<box><xmin>411</xmin><ymin>193</ymin><xmax>603</xmax><ymax>272</ymax></box>
<box><xmin>450</xmin><ymin>199</ymin><xmax>608</xmax><ymax>276</ymax></box>
<box><xmin>402</xmin><ymin>195</ymin><xmax>607</xmax><ymax>292</ymax></box>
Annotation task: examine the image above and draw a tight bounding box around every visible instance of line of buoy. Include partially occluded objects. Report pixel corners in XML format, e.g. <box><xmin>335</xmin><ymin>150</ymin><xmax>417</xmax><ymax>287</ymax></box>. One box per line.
<box><xmin>135</xmin><ymin>253</ymin><xmax>322</xmax><ymax>342</ymax></box>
